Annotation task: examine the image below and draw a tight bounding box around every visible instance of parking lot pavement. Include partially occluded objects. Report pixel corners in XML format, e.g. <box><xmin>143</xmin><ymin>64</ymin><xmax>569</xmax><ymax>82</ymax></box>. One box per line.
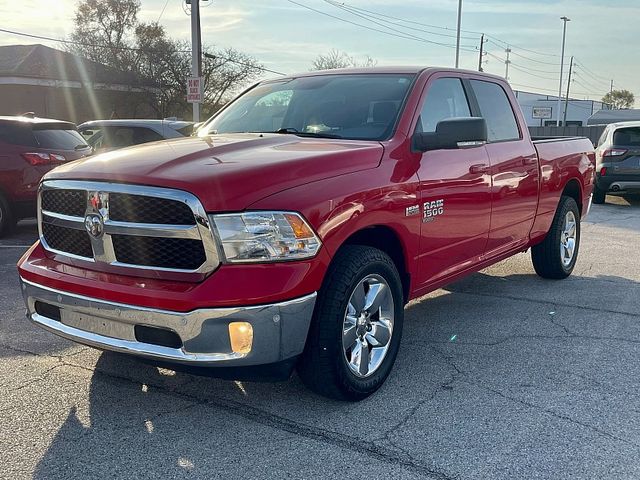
<box><xmin>1</xmin><ymin>196</ymin><xmax>640</xmax><ymax>480</ymax></box>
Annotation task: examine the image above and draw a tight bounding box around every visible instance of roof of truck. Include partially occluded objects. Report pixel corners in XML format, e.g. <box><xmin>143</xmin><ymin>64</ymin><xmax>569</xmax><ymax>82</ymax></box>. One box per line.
<box><xmin>269</xmin><ymin>66</ymin><xmax>508</xmax><ymax>83</ymax></box>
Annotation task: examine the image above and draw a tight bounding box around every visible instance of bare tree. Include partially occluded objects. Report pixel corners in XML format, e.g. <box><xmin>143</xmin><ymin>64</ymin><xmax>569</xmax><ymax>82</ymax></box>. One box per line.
<box><xmin>311</xmin><ymin>49</ymin><xmax>377</xmax><ymax>70</ymax></box>
<box><xmin>66</xmin><ymin>0</ymin><xmax>263</xmax><ymax>119</ymax></box>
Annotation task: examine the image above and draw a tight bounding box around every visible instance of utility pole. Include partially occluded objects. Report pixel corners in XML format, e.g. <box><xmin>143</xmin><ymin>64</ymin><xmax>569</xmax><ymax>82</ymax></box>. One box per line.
<box><xmin>478</xmin><ymin>34</ymin><xmax>487</xmax><ymax>72</ymax></box>
<box><xmin>610</xmin><ymin>80</ymin><xmax>614</xmax><ymax>93</ymax></box>
<box><xmin>556</xmin><ymin>16</ymin><xmax>570</xmax><ymax>126</ymax></box>
<box><xmin>455</xmin><ymin>0</ymin><xmax>462</xmax><ymax>68</ymax></box>
<box><xmin>563</xmin><ymin>56</ymin><xmax>574</xmax><ymax>125</ymax></box>
<box><xmin>189</xmin><ymin>0</ymin><xmax>202</xmax><ymax>123</ymax></box>
<box><xmin>504</xmin><ymin>47</ymin><xmax>511</xmax><ymax>80</ymax></box>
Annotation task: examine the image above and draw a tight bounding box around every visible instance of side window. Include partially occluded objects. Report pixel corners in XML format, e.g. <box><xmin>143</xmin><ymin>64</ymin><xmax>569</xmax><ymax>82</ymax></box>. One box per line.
<box><xmin>418</xmin><ymin>78</ymin><xmax>471</xmax><ymax>133</ymax></box>
<box><xmin>596</xmin><ymin>127</ymin><xmax>609</xmax><ymax>148</ymax></box>
<box><xmin>132</xmin><ymin>127</ymin><xmax>164</xmax><ymax>144</ymax></box>
<box><xmin>470</xmin><ymin>80</ymin><xmax>520</xmax><ymax>142</ymax></box>
<box><xmin>0</xmin><ymin>123</ymin><xmax>36</xmax><ymax>146</ymax></box>
<box><xmin>111</xmin><ymin>128</ymin><xmax>135</xmax><ymax>148</ymax></box>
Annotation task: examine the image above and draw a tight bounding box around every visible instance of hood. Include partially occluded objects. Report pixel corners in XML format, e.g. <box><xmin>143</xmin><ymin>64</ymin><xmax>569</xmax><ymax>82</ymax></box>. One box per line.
<box><xmin>44</xmin><ymin>133</ymin><xmax>384</xmax><ymax>211</ymax></box>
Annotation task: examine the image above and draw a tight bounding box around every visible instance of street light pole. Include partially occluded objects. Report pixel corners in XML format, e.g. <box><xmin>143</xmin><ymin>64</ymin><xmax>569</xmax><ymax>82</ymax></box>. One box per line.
<box><xmin>455</xmin><ymin>0</ymin><xmax>462</xmax><ymax>68</ymax></box>
<box><xmin>556</xmin><ymin>16</ymin><xmax>570</xmax><ymax>127</ymax></box>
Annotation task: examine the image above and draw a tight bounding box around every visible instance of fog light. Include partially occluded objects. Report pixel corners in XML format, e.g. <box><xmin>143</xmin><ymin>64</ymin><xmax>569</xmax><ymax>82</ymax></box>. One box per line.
<box><xmin>228</xmin><ymin>322</ymin><xmax>253</xmax><ymax>354</ymax></box>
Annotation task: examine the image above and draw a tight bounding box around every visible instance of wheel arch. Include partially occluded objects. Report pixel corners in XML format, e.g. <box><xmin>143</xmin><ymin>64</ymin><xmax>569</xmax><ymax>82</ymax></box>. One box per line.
<box><xmin>562</xmin><ymin>177</ymin><xmax>583</xmax><ymax>214</ymax></box>
<box><xmin>337</xmin><ymin>225</ymin><xmax>411</xmax><ymax>303</ymax></box>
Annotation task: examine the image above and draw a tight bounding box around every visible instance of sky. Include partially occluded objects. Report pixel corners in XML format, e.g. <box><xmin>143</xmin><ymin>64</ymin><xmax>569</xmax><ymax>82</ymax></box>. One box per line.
<box><xmin>0</xmin><ymin>0</ymin><xmax>637</xmax><ymax>103</ymax></box>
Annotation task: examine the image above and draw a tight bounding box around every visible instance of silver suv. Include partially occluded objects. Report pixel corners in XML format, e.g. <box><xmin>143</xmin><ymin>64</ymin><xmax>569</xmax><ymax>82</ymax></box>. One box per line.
<box><xmin>78</xmin><ymin>119</ymin><xmax>193</xmax><ymax>153</ymax></box>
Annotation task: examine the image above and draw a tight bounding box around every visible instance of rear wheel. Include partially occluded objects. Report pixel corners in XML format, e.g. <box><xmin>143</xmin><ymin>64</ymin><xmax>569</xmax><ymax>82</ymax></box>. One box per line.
<box><xmin>531</xmin><ymin>195</ymin><xmax>580</xmax><ymax>279</ymax></box>
<box><xmin>592</xmin><ymin>185</ymin><xmax>606</xmax><ymax>204</ymax></box>
<box><xmin>0</xmin><ymin>194</ymin><xmax>14</xmax><ymax>238</ymax></box>
<box><xmin>297</xmin><ymin>245</ymin><xmax>404</xmax><ymax>401</ymax></box>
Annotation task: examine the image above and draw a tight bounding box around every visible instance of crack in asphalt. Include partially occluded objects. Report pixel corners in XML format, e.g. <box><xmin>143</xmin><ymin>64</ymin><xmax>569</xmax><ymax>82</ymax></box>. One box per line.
<box><xmin>0</xmin><ymin>364</ymin><xmax>64</xmax><ymax>392</ymax></box>
<box><xmin>426</xmin><ymin>346</ymin><xmax>640</xmax><ymax>450</ymax></box>
<box><xmin>445</xmin><ymin>289</ymin><xmax>639</xmax><ymax>319</ymax></box>
<box><xmin>0</xmin><ymin>342</ymin><xmax>455</xmax><ymax>480</ymax></box>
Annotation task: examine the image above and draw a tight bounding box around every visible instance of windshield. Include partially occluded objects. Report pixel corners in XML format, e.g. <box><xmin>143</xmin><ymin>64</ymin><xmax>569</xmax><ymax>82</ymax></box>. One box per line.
<box><xmin>198</xmin><ymin>74</ymin><xmax>415</xmax><ymax>141</ymax></box>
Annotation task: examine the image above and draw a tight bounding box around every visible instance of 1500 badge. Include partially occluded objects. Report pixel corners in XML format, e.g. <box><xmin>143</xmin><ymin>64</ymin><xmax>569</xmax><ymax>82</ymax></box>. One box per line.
<box><xmin>423</xmin><ymin>199</ymin><xmax>444</xmax><ymax>223</ymax></box>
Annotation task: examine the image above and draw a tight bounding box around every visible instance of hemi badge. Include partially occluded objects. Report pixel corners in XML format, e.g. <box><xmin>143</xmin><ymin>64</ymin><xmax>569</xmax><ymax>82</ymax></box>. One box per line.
<box><xmin>406</xmin><ymin>205</ymin><xmax>420</xmax><ymax>216</ymax></box>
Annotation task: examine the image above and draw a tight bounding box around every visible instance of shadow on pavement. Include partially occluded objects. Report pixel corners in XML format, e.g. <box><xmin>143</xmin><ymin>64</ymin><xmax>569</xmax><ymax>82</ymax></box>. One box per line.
<box><xmin>31</xmin><ymin>267</ymin><xmax>640</xmax><ymax>478</ymax></box>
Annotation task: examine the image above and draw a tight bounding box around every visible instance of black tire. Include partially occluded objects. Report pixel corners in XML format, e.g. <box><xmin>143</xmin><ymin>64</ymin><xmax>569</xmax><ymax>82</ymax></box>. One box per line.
<box><xmin>297</xmin><ymin>245</ymin><xmax>404</xmax><ymax>401</ymax></box>
<box><xmin>0</xmin><ymin>194</ymin><xmax>14</xmax><ymax>238</ymax></box>
<box><xmin>592</xmin><ymin>185</ymin><xmax>606</xmax><ymax>204</ymax></box>
<box><xmin>531</xmin><ymin>195</ymin><xmax>581</xmax><ymax>279</ymax></box>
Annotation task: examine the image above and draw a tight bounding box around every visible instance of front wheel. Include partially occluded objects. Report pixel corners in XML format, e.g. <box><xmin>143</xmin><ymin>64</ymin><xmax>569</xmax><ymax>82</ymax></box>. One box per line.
<box><xmin>297</xmin><ymin>245</ymin><xmax>404</xmax><ymax>401</ymax></box>
<box><xmin>531</xmin><ymin>195</ymin><xmax>581</xmax><ymax>279</ymax></box>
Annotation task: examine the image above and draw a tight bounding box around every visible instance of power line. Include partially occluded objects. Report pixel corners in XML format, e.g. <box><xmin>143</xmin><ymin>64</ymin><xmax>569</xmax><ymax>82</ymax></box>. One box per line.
<box><xmin>286</xmin><ymin>0</ymin><xmax>477</xmax><ymax>51</ymax></box>
<box><xmin>157</xmin><ymin>0</ymin><xmax>171</xmax><ymax>23</ymax></box>
<box><xmin>0</xmin><ymin>27</ymin><xmax>284</xmax><ymax>76</ymax></box>
<box><xmin>203</xmin><ymin>52</ymin><xmax>285</xmax><ymax>76</ymax></box>
<box><xmin>485</xmin><ymin>34</ymin><xmax>561</xmax><ymax>58</ymax></box>
<box><xmin>487</xmin><ymin>41</ymin><xmax>560</xmax><ymax>66</ymax></box>
<box><xmin>509</xmin><ymin>63</ymin><xmax>558</xmax><ymax>81</ymax></box>
<box><xmin>323</xmin><ymin>0</ymin><xmax>475</xmax><ymax>48</ymax></box>
<box><xmin>324</xmin><ymin>0</ymin><xmax>479</xmax><ymax>41</ymax></box>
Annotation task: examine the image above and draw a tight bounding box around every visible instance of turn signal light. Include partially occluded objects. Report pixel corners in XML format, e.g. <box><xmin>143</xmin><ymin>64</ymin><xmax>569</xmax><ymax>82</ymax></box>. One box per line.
<box><xmin>21</xmin><ymin>152</ymin><xmax>66</xmax><ymax>165</ymax></box>
<box><xmin>228</xmin><ymin>322</ymin><xmax>253</xmax><ymax>354</ymax></box>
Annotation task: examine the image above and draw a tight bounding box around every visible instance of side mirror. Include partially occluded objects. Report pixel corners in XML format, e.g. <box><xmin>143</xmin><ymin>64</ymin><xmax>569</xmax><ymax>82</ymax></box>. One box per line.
<box><xmin>413</xmin><ymin>117</ymin><xmax>488</xmax><ymax>152</ymax></box>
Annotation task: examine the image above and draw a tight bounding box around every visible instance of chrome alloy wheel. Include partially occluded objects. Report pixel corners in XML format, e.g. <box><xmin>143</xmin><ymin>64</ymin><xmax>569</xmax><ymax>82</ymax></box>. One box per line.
<box><xmin>560</xmin><ymin>210</ymin><xmax>577</xmax><ymax>267</ymax></box>
<box><xmin>342</xmin><ymin>274</ymin><xmax>394</xmax><ymax>378</ymax></box>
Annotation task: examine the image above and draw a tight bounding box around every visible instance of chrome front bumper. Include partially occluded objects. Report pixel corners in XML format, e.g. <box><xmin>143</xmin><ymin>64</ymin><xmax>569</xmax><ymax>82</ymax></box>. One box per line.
<box><xmin>20</xmin><ymin>279</ymin><xmax>316</xmax><ymax>367</ymax></box>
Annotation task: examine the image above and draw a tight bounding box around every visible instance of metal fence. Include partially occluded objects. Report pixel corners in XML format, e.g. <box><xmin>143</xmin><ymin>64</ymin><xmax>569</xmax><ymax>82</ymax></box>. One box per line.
<box><xmin>529</xmin><ymin>125</ymin><xmax>606</xmax><ymax>147</ymax></box>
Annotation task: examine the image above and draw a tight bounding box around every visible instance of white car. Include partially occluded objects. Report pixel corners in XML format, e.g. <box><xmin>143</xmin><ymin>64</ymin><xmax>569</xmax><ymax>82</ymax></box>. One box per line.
<box><xmin>78</xmin><ymin>119</ymin><xmax>193</xmax><ymax>153</ymax></box>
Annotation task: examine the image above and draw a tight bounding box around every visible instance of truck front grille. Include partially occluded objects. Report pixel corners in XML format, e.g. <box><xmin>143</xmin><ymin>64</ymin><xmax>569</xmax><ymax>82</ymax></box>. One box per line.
<box><xmin>42</xmin><ymin>222</ymin><xmax>93</xmax><ymax>259</ymax></box>
<box><xmin>39</xmin><ymin>181</ymin><xmax>219</xmax><ymax>274</ymax></box>
<box><xmin>41</xmin><ymin>189</ymin><xmax>86</xmax><ymax>217</ymax></box>
<box><xmin>112</xmin><ymin>235</ymin><xmax>206</xmax><ymax>270</ymax></box>
<box><xmin>109</xmin><ymin>193</ymin><xmax>196</xmax><ymax>225</ymax></box>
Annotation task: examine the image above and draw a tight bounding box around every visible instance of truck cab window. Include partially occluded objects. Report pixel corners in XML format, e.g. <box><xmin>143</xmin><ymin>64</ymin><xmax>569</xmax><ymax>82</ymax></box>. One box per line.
<box><xmin>470</xmin><ymin>80</ymin><xmax>520</xmax><ymax>142</ymax></box>
<box><xmin>418</xmin><ymin>78</ymin><xmax>471</xmax><ymax>133</ymax></box>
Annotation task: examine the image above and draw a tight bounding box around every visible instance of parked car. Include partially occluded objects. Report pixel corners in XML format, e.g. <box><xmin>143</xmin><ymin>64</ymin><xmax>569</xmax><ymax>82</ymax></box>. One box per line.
<box><xmin>18</xmin><ymin>68</ymin><xmax>595</xmax><ymax>400</ymax></box>
<box><xmin>593</xmin><ymin>121</ymin><xmax>640</xmax><ymax>203</ymax></box>
<box><xmin>78</xmin><ymin>119</ymin><xmax>193</xmax><ymax>153</ymax></box>
<box><xmin>0</xmin><ymin>115</ymin><xmax>91</xmax><ymax>236</ymax></box>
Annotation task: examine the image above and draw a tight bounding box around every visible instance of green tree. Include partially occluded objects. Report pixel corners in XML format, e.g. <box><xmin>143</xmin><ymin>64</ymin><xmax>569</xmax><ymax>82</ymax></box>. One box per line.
<box><xmin>67</xmin><ymin>0</ymin><xmax>263</xmax><ymax>119</ymax></box>
<box><xmin>602</xmin><ymin>89</ymin><xmax>635</xmax><ymax>109</ymax></box>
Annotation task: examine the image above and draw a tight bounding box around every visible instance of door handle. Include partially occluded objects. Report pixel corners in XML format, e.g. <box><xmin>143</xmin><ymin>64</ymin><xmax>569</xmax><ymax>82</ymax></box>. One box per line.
<box><xmin>469</xmin><ymin>163</ymin><xmax>490</xmax><ymax>174</ymax></box>
<box><xmin>522</xmin><ymin>156</ymin><xmax>537</xmax><ymax>166</ymax></box>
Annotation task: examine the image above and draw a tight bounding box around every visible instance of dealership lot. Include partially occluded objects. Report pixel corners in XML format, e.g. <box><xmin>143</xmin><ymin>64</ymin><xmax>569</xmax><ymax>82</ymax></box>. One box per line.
<box><xmin>1</xmin><ymin>196</ymin><xmax>639</xmax><ymax>480</ymax></box>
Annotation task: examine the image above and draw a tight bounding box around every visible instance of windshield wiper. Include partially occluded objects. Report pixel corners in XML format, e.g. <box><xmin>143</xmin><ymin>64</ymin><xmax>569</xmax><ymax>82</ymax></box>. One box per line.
<box><xmin>273</xmin><ymin>128</ymin><xmax>342</xmax><ymax>139</ymax></box>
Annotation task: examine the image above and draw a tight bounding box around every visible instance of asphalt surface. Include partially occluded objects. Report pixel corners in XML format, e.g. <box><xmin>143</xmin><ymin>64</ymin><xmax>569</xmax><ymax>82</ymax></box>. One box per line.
<box><xmin>1</xmin><ymin>195</ymin><xmax>639</xmax><ymax>480</ymax></box>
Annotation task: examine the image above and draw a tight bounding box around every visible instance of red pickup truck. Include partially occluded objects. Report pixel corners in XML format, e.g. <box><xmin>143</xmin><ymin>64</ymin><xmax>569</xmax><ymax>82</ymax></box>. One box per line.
<box><xmin>18</xmin><ymin>68</ymin><xmax>595</xmax><ymax>400</ymax></box>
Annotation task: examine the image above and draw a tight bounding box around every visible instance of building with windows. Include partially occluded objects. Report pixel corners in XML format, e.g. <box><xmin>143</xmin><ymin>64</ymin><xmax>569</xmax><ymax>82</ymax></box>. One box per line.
<box><xmin>0</xmin><ymin>44</ymin><xmax>157</xmax><ymax>123</ymax></box>
<box><xmin>514</xmin><ymin>90</ymin><xmax>609</xmax><ymax>127</ymax></box>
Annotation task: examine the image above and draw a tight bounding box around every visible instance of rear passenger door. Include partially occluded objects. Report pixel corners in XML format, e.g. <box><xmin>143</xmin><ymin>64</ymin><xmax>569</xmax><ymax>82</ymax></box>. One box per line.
<box><xmin>469</xmin><ymin>79</ymin><xmax>539</xmax><ymax>256</ymax></box>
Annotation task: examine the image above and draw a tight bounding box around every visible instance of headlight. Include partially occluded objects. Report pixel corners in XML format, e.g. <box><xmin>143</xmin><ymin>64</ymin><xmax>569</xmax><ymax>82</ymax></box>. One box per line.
<box><xmin>210</xmin><ymin>211</ymin><xmax>321</xmax><ymax>263</ymax></box>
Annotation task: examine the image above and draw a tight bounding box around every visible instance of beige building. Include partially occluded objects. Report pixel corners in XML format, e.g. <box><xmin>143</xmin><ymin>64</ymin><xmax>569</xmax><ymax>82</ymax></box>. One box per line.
<box><xmin>0</xmin><ymin>44</ymin><xmax>157</xmax><ymax>123</ymax></box>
